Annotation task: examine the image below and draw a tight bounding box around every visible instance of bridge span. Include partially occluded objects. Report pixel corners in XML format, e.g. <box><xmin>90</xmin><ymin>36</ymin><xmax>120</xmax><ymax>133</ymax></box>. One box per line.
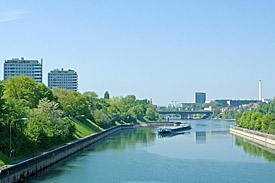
<box><xmin>157</xmin><ymin>110</ymin><xmax>213</xmax><ymax>119</ymax></box>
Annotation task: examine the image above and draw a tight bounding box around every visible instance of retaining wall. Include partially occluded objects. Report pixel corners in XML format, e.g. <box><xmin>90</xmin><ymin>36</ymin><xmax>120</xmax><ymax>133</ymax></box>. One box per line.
<box><xmin>230</xmin><ymin>126</ymin><xmax>275</xmax><ymax>150</ymax></box>
<box><xmin>0</xmin><ymin>124</ymin><xmax>134</xmax><ymax>183</ymax></box>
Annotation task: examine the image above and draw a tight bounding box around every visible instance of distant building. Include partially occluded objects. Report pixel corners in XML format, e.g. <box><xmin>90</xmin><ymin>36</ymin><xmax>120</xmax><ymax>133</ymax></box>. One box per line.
<box><xmin>215</xmin><ymin>99</ymin><xmax>229</xmax><ymax>106</ymax></box>
<box><xmin>194</xmin><ymin>92</ymin><xmax>206</xmax><ymax>104</ymax></box>
<box><xmin>48</xmin><ymin>69</ymin><xmax>78</xmax><ymax>91</ymax></box>
<box><xmin>215</xmin><ymin>99</ymin><xmax>261</xmax><ymax>107</ymax></box>
<box><xmin>204</xmin><ymin>106</ymin><xmax>213</xmax><ymax>111</ymax></box>
<box><xmin>4</xmin><ymin>57</ymin><xmax>43</xmax><ymax>82</ymax></box>
<box><xmin>263</xmin><ymin>99</ymin><xmax>272</xmax><ymax>103</ymax></box>
<box><xmin>180</xmin><ymin>103</ymin><xmax>195</xmax><ymax>107</ymax></box>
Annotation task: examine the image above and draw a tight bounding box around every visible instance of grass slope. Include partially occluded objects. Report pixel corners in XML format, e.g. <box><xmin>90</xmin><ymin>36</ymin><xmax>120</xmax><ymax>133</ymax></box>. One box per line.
<box><xmin>63</xmin><ymin>117</ymin><xmax>103</xmax><ymax>138</ymax></box>
<box><xmin>0</xmin><ymin>152</ymin><xmax>10</xmax><ymax>166</ymax></box>
<box><xmin>0</xmin><ymin>117</ymin><xmax>103</xmax><ymax>167</ymax></box>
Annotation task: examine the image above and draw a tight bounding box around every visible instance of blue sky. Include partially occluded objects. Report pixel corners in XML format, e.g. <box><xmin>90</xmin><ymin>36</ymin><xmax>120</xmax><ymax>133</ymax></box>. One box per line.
<box><xmin>0</xmin><ymin>0</ymin><xmax>275</xmax><ymax>105</ymax></box>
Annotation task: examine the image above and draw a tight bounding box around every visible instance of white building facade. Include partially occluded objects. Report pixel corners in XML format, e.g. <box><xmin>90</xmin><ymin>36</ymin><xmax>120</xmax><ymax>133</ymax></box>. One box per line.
<box><xmin>4</xmin><ymin>57</ymin><xmax>43</xmax><ymax>82</ymax></box>
<box><xmin>48</xmin><ymin>69</ymin><xmax>78</xmax><ymax>91</ymax></box>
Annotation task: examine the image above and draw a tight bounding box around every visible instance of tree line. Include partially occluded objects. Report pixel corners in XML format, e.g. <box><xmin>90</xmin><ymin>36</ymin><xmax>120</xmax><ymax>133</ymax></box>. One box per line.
<box><xmin>0</xmin><ymin>75</ymin><xmax>160</xmax><ymax>159</ymax></box>
<box><xmin>235</xmin><ymin>99</ymin><xmax>275</xmax><ymax>134</ymax></box>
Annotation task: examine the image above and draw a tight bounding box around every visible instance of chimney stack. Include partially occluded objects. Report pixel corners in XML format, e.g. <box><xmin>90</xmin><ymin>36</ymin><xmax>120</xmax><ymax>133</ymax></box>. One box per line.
<box><xmin>259</xmin><ymin>80</ymin><xmax>262</xmax><ymax>101</ymax></box>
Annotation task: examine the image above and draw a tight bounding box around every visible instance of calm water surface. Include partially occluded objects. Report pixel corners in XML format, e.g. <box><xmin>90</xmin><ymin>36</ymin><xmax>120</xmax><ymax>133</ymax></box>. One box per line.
<box><xmin>26</xmin><ymin>119</ymin><xmax>275</xmax><ymax>183</ymax></box>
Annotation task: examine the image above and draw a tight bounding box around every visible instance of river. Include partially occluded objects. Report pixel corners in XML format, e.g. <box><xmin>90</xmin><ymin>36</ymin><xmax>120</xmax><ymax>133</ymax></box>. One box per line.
<box><xmin>26</xmin><ymin>119</ymin><xmax>275</xmax><ymax>183</ymax></box>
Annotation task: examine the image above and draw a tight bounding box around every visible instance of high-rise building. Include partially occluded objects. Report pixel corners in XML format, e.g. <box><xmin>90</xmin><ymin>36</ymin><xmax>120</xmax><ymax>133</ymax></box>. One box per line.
<box><xmin>48</xmin><ymin>69</ymin><xmax>78</xmax><ymax>91</ymax></box>
<box><xmin>4</xmin><ymin>57</ymin><xmax>43</xmax><ymax>82</ymax></box>
<box><xmin>194</xmin><ymin>92</ymin><xmax>206</xmax><ymax>104</ymax></box>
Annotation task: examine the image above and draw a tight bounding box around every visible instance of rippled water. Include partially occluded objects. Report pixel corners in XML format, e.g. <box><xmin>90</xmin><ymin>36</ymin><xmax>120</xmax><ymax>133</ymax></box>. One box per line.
<box><xmin>26</xmin><ymin>119</ymin><xmax>275</xmax><ymax>183</ymax></box>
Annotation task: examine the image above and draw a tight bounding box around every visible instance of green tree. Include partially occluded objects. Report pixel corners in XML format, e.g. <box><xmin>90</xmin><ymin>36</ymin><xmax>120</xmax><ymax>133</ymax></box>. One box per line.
<box><xmin>2</xmin><ymin>75</ymin><xmax>55</xmax><ymax>109</ymax></box>
<box><xmin>92</xmin><ymin>109</ymin><xmax>113</xmax><ymax>128</ymax></box>
<box><xmin>146</xmin><ymin>108</ymin><xmax>156</xmax><ymax>121</ymax></box>
<box><xmin>239</xmin><ymin>111</ymin><xmax>252</xmax><ymax>128</ymax></box>
<box><xmin>254</xmin><ymin>112</ymin><xmax>263</xmax><ymax>130</ymax></box>
<box><xmin>83</xmin><ymin>91</ymin><xmax>98</xmax><ymax>109</ymax></box>
<box><xmin>249</xmin><ymin>112</ymin><xmax>262</xmax><ymax>129</ymax></box>
<box><xmin>33</xmin><ymin>98</ymin><xmax>63</xmax><ymax>120</ymax></box>
<box><xmin>0</xmin><ymin>98</ymin><xmax>30</xmax><ymax>156</ymax></box>
<box><xmin>26</xmin><ymin>98</ymin><xmax>75</xmax><ymax>149</ymax></box>
<box><xmin>235</xmin><ymin>112</ymin><xmax>242</xmax><ymax>125</ymax></box>
<box><xmin>267</xmin><ymin>113</ymin><xmax>275</xmax><ymax>131</ymax></box>
<box><xmin>261</xmin><ymin>115</ymin><xmax>269</xmax><ymax>130</ymax></box>
<box><xmin>52</xmin><ymin>88</ymin><xmax>91</xmax><ymax>118</ymax></box>
<box><xmin>128</xmin><ymin>105</ymin><xmax>145</xmax><ymax>121</ymax></box>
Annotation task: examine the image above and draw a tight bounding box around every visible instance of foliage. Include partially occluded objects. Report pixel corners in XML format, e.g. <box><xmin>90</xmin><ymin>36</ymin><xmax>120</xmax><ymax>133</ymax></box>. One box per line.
<box><xmin>2</xmin><ymin>75</ymin><xmax>56</xmax><ymax>109</ymax></box>
<box><xmin>255</xmin><ymin>99</ymin><xmax>275</xmax><ymax>114</ymax></box>
<box><xmin>83</xmin><ymin>91</ymin><xmax>98</xmax><ymax>110</ymax></box>
<box><xmin>236</xmin><ymin>98</ymin><xmax>275</xmax><ymax>134</ymax></box>
<box><xmin>0</xmin><ymin>81</ymin><xmax>5</xmax><ymax>118</ymax></box>
<box><xmin>223</xmin><ymin>109</ymin><xmax>238</xmax><ymax>119</ymax></box>
<box><xmin>146</xmin><ymin>108</ymin><xmax>157</xmax><ymax>121</ymax></box>
<box><xmin>25</xmin><ymin>99</ymin><xmax>75</xmax><ymax>150</ymax></box>
<box><xmin>52</xmin><ymin>88</ymin><xmax>91</xmax><ymax>118</ymax></box>
<box><xmin>0</xmin><ymin>151</ymin><xmax>10</xmax><ymax>166</ymax></box>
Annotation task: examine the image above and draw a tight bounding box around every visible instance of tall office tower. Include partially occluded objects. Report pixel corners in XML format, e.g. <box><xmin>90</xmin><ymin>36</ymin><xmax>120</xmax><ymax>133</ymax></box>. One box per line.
<box><xmin>48</xmin><ymin>68</ymin><xmax>78</xmax><ymax>91</ymax></box>
<box><xmin>259</xmin><ymin>80</ymin><xmax>262</xmax><ymax>101</ymax></box>
<box><xmin>4</xmin><ymin>57</ymin><xmax>43</xmax><ymax>82</ymax></box>
<box><xmin>194</xmin><ymin>92</ymin><xmax>206</xmax><ymax>104</ymax></box>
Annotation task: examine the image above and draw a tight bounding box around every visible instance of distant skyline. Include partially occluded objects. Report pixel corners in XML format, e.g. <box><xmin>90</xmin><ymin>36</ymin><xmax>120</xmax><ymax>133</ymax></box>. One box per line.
<box><xmin>1</xmin><ymin>0</ymin><xmax>275</xmax><ymax>105</ymax></box>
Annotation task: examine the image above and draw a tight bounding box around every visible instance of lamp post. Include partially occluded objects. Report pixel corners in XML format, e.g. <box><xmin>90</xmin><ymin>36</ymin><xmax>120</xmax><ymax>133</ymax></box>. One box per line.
<box><xmin>9</xmin><ymin>118</ymin><xmax>29</xmax><ymax>159</ymax></box>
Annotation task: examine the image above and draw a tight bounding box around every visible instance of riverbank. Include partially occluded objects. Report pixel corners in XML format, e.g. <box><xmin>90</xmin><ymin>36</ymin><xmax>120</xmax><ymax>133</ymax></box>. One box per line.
<box><xmin>0</xmin><ymin>124</ymin><xmax>134</xmax><ymax>183</ymax></box>
<box><xmin>230</xmin><ymin>126</ymin><xmax>275</xmax><ymax>151</ymax></box>
<box><xmin>0</xmin><ymin>117</ymin><xmax>103</xmax><ymax>166</ymax></box>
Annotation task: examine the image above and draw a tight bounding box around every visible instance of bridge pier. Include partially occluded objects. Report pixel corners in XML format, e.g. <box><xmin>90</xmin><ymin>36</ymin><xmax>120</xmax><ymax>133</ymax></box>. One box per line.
<box><xmin>181</xmin><ymin>114</ymin><xmax>187</xmax><ymax>119</ymax></box>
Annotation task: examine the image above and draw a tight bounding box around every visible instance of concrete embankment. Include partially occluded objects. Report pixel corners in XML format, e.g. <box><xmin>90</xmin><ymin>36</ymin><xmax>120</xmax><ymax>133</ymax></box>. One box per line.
<box><xmin>230</xmin><ymin>126</ymin><xmax>275</xmax><ymax>150</ymax></box>
<box><xmin>0</xmin><ymin>124</ymin><xmax>134</xmax><ymax>183</ymax></box>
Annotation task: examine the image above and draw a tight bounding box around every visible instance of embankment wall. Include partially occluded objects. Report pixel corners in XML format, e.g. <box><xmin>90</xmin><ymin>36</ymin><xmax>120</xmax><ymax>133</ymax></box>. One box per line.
<box><xmin>230</xmin><ymin>126</ymin><xmax>275</xmax><ymax>150</ymax></box>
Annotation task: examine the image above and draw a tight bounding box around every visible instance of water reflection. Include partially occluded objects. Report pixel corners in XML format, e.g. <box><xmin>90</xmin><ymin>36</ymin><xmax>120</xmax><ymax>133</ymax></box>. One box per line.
<box><xmin>209</xmin><ymin>130</ymin><xmax>229</xmax><ymax>135</ymax></box>
<box><xmin>26</xmin><ymin>128</ymin><xmax>156</xmax><ymax>182</ymax></box>
<box><xmin>195</xmin><ymin>131</ymin><xmax>206</xmax><ymax>144</ymax></box>
<box><xmin>94</xmin><ymin>127</ymin><xmax>156</xmax><ymax>152</ymax></box>
<box><xmin>235</xmin><ymin>137</ymin><xmax>275</xmax><ymax>162</ymax></box>
<box><xmin>158</xmin><ymin>132</ymin><xmax>190</xmax><ymax>138</ymax></box>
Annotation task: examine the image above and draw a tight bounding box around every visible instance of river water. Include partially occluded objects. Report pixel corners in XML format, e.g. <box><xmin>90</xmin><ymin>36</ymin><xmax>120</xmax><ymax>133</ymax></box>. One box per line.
<box><xmin>26</xmin><ymin>119</ymin><xmax>275</xmax><ymax>183</ymax></box>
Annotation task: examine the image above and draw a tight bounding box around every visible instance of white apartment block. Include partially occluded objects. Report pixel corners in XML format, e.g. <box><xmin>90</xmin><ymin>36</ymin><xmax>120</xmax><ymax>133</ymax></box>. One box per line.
<box><xmin>48</xmin><ymin>69</ymin><xmax>78</xmax><ymax>91</ymax></box>
<box><xmin>4</xmin><ymin>57</ymin><xmax>43</xmax><ymax>82</ymax></box>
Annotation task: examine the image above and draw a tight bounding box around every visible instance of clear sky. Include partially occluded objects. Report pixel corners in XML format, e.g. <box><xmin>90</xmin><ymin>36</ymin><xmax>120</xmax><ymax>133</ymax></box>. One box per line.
<box><xmin>0</xmin><ymin>0</ymin><xmax>275</xmax><ymax>106</ymax></box>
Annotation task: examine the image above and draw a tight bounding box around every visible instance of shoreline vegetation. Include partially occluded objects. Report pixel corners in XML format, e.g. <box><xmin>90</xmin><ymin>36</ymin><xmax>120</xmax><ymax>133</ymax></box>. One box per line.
<box><xmin>235</xmin><ymin>98</ymin><xmax>275</xmax><ymax>135</ymax></box>
<box><xmin>0</xmin><ymin>75</ymin><xmax>161</xmax><ymax>166</ymax></box>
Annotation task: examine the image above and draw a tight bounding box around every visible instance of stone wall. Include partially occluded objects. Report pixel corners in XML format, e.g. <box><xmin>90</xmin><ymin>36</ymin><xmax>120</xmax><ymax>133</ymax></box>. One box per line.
<box><xmin>0</xmin><ymin>124</ymin><xmax>134</xmax><ymax>183</ymax></box>
<box><xmin>230</xmin><ymin>126</ymin><xmax>275</xmax><ymax>150</ymax></box>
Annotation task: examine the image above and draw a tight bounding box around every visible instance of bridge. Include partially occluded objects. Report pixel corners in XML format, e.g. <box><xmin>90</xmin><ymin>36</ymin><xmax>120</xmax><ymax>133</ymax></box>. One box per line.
<box><xmin>157</xmin><ymin>110</ymin><xmax>213</xmax><ymax>119</ymax></box>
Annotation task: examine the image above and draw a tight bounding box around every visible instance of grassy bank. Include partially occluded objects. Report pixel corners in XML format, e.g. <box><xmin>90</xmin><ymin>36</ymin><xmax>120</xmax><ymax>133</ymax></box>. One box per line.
<box><xmin>0</xmin><ymin>152</ymin><xmax>9</xmax><ymax>166</ymax></box>
<box><xmin>0</xmin><ymin>117</ymin><xmax>105</xmax><ymax>167</ymax></box>
<box><xmin>64</xmin><ymin>117</ymin><xmax>103</xmax><ymax>138</ymax></box>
